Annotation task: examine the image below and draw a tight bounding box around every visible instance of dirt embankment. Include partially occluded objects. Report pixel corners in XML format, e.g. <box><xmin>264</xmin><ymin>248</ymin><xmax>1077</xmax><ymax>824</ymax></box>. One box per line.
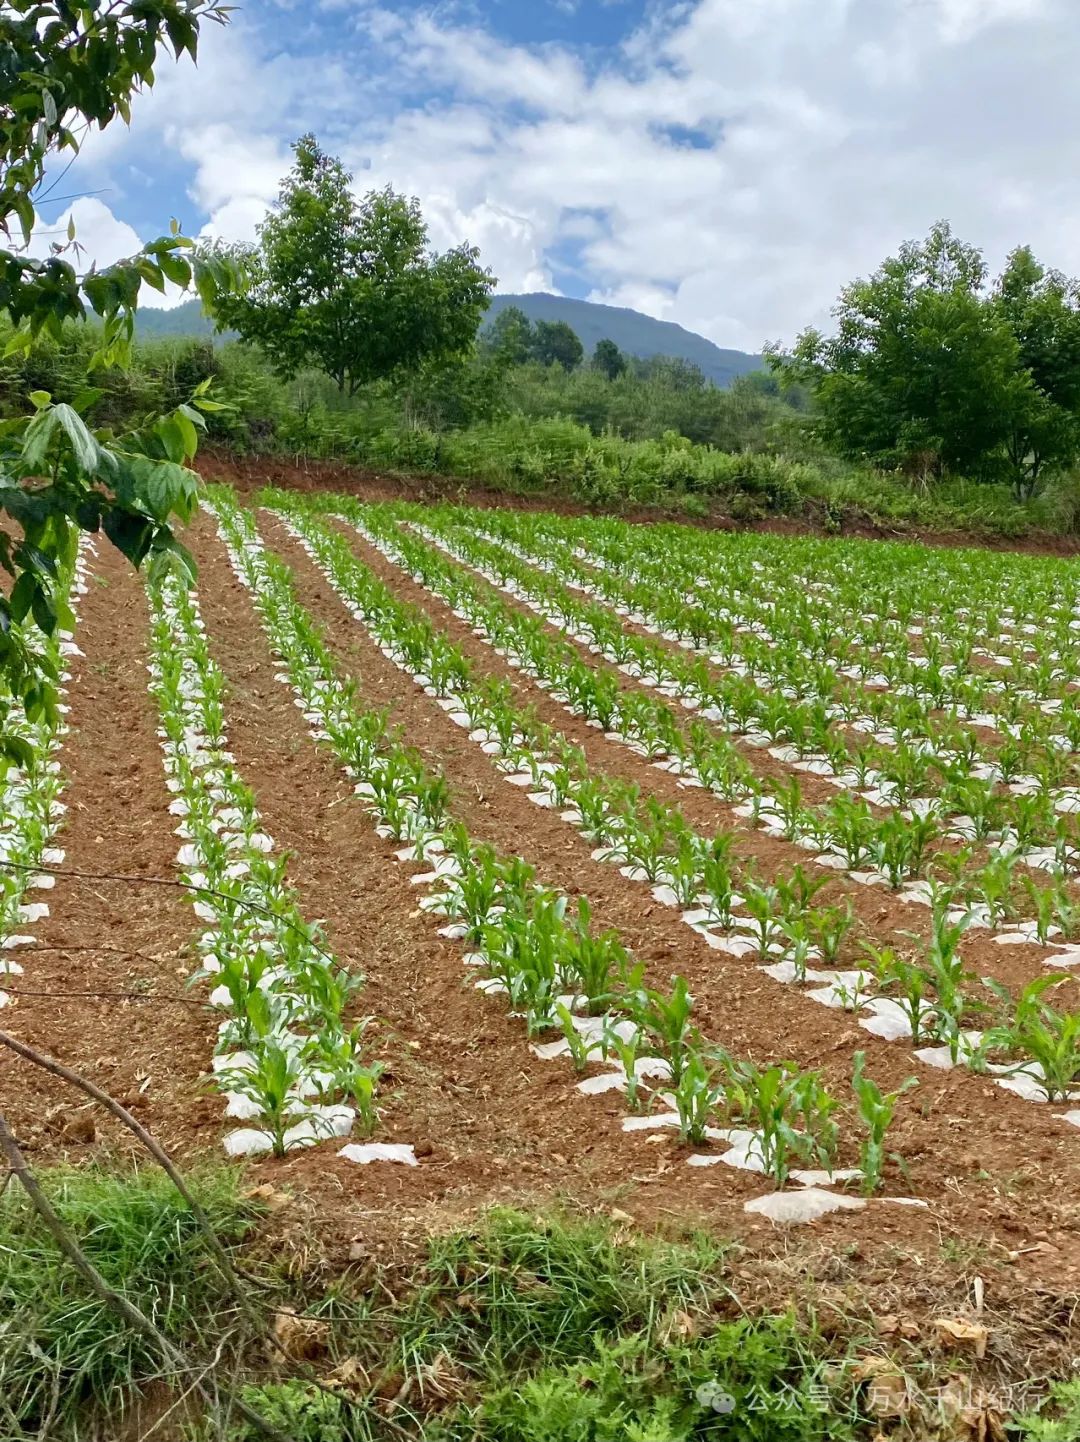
<box><xmin>198</xmin><ymin>447</ymin><xmax>1080</xmax><ymax>557</ymax></box>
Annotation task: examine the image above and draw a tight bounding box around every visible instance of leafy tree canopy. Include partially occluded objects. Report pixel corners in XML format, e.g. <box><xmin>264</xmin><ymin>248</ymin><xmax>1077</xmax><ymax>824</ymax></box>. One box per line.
<box><xmin>592</xmin><ymin>337</ymin><xmax>626</xmax><ymax>380</ymax></box>
<box><xmin>214</xmin><ymin>136</ymin><xmax>495</xmax><ymax>396</ymax></box>
<box><xmin>0</xmin><ymin>1</ymin><xmax>246</xmax><ymax>756</ymax></box>
<box><xmin>483</xmin><ymin>305</ymin><xmax>534</xmax><ymax>368</ymax></box>
<box><xmin>770</xmin><ymin>221</ymin><xmax>1080</xmax><ymax>497</ymax></box>
<box><xmin>532</xmin><ymin>319</ymin><xmax>584</xmax><ymax>373</ymax></box>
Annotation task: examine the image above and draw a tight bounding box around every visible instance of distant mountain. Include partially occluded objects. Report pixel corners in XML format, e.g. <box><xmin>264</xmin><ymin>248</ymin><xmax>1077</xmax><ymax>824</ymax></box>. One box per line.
<box><xmin>136</xmin><ymin>292</ymin><xmax>762</xmax><ymax>387</ymax></box>
<box><xmin>136</xmin><ymin>300</ymin><xmax>220</xmax><ymax>338</ymax></box>
<box><xmin>485</xmin><ymin>293</ymin><xmax>761</xmax><ymax>387</ymax></box>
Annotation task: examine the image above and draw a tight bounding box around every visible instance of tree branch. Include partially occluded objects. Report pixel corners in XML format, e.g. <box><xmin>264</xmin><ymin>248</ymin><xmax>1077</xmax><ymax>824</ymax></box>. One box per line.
<box><xmin>0</xmin><ymin>1105</ymin><xmax>294</xmax><ymax>1442</ymax></box>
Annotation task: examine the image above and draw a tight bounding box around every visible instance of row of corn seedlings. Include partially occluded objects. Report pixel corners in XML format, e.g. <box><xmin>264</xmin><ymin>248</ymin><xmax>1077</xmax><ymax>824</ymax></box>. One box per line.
<box><xmin>461</xmin><ymin>507</ymin><xmax>1080</xmax><ymax>778</ymax></box>
<box><xmin>490</xmin><ymin>507</ymin><xmax>1080</xmax><ymax>712</ymax></box>
<box><xmin>404</xmin><ymin>507</ymin><xmax>1080</xmax><ymax>863</ymax></box>
<box><xmin>0</xmin><ymin>538</ymin><xmax>91</xmax><ymax>1001</ymax></box>
<box><xmin>210</xmin><ymin>489</ymin><xmax>917</xmax><ymax>1211</ymax></box>
<box><xmin>264</xmin><ymin>496</ymin><xmax>1080</xmax><ymax>1128</ymax></box>
<box><xmin>499</xmin><ymin>505</ymin><xmax>1080</xmax><ymax>694</ymax></box>
<box><xmin>390</xmin><ymin>507</ymin><xmax>1080</xmax><ymax>984</ymax></box>
<box><xmin>308</xmin><ymin>495</ymin><xmax>1080</xmax><ymax>970</ymax></box>
<box><xmin>145</xmin><ymin>565</ymin><xmax>385</xmax><ymax>1159</ymax></box>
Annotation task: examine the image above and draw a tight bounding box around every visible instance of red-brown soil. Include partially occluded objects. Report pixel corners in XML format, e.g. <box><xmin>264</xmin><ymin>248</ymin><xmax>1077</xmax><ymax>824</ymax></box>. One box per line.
<box><xmin>199</xmin><ymin>447</ymin><xmax>1080</xmax><ymax>557</ymax></box>
<box><xmin>2</xmin><ymin>491</ymin><xmax>1077</xmax><ymax>1401</ymax></box>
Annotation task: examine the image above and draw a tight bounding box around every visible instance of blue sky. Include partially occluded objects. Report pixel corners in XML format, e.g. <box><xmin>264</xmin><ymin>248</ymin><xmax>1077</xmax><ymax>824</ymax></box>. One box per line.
<box><xmin>31</xmin><ymin>0</ymin><xmax>1080</xmax><ymax>351</ymax></box>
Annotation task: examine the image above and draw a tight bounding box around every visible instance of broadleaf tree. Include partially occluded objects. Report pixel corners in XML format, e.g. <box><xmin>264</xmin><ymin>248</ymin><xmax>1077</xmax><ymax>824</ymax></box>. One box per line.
<box><xmin>532</xmin><ymin>319</ymin><xmax>583</xmax><ymax>373</ymax></box>
<box><xmin>0</xmin><ymin>0</ymin><xmax>247</xmax><ymax>759</ymax></box>
<box><xmin>769</xmin><ymin>221</ymin><xmax>1080</xmax><ymax>497</ymax></box>
<box><xmin>483</xmin><ymin>305</ymin><xmax>534</xmax><ymax>368</ymax></box>
<box><xmin>993</xmin><ymin>246</ymin><xmax>1080</xmax><ymax>498</ymax></box>
<box><xmin>214</xmin><ymin>135</ymin><xmax>495</xmax><ymax>397</ymax></box>
<box><xmin>593</xmin><ymin>337</ymin><xmax>627</xmax><ymax>380</ymax></box>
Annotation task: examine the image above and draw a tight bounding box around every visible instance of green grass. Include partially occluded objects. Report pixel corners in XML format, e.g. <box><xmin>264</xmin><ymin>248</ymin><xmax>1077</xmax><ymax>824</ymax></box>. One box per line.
<box><xmin>1013</xmin><ymin>1381</ymin><xmax>1080</xmax><ymax>1440</ymax></box>
<box><xmin>0</xmin><ymin>1164</ymin><xmax>263</xmax><ymax>1440</ymax></box>
<box><xmin>5</xmin><ymin>1174</ymin><xmax>1074</xmax><ymax>1442</ymax></box>
<box><xmin>216</xmin><ymin>1209</ymin><xmax>870</xmax><ymax>1441</ymax></box>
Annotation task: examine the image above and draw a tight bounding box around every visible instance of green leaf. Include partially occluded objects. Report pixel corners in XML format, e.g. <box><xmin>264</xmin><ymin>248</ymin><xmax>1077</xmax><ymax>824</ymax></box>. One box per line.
<box><xmin>173</xmin><ymin>408</ymin><xmax>199</xmax><ymax>456</ymax></box>
<box><xmin>158</xmin><ymin>250</ymin><xmax>192</xmax><ymax>288</ymax></box>
<box><xmin>30</xmin><ymin>581</ymin><xmax>57</xmax><ymax>636</ymax></box>
<box><xmin>155</xmin><ymin>416</ymin><xmax>187</xmax><ymax>464</ymax></box>
<box><xmin>103</xmin><ymin>508</ymin><xmax>155</xmax><ymax>567</ymax></box>
<box><xmin>140</xmin><ymin>460</ymin><xmax>185</xmax><ymax>521</ymax></box>
<box><xmin>8</xmin><ymin>571</ymin><xmax>37</xmax><ymax>623</ymax></box>
<box><xmin>4</xmin><ymin>329</ymin><xmax>33</xmax><ymax>357</ymax></box>
<box><xmin>71</xmin><ymin>388</ymin><xmax>104</xmax><ymax>415</ymax></box>
<box><xmin>53</xmin><ymin>403</ymin><xmax>103</xmax><ymax>472</ymax></box>
<box><xmin>28</xmin><ymin>390</ymin><xmax>51</xmax><ymax>409</ymax></box>
<box><xmin>1</xmin><ymin>733</ymin><xmax>34</xmax><ymax>769</ymax></box>
<box><xmin>21</xmin><ymin>406</ymin><xmax>61</xmax><ymax>473</ymax></box>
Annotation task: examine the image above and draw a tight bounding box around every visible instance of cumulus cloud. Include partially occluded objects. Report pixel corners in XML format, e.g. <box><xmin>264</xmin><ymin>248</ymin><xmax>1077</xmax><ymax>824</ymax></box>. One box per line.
<box><xmin>38</xmin><ymin>0</ymin><xmax>1080</xmax><ymax>348</ymax></box>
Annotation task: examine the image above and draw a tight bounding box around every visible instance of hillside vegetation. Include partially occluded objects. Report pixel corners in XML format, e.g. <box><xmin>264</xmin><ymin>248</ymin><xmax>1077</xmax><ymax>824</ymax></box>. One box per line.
<box><xmin>136</xmin><ymin>290</ymin><xmax>763</xmax><ymax>385</ymax></box>
<box><xmin>483</xmin><ymin>293</ymin><xmax>762</xmax><ymax>385</ymax></box>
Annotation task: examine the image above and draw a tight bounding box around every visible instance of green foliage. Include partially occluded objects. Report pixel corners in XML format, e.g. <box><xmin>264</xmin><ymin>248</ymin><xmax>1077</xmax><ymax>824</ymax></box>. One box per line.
<box><xmin>985</xmin><ymin>975</ymin><xmax>1080</xmax><ymax>1101</ymax></box>
<box><xmin>471</xmin><ymin>1319</ymin><xmax>846</xmax><ymax>1442</ymax></box>
<box><xmin>0</xmin><ymin>1</ymin><xmax>238</xmax><ymax>355</ymax></box>
<box><xmin>0</xmin><ymin>1</ymin><xmax>245</xmax><ymax>749</ymax></box>
<box><xmin>214</xmin><ymin>134</ymin><xmax>494</xmax><ymax>395</ymax></box>
<box><xmin>995</xmin><ymin>245</ymin><xmax>1080</xmax><ymax>498</ymax></box>
<box><xmin>1012</xmin><ymin>1381</ymin><xmax>1080</xmax><ymax>1440</ymax></box>
<box><xmin>532</xmin><ymin>319</ymin><xmax>584</xmax><ymax>372</ymax></box>
<box><xmin>850</xmin><ymin>1052</ymin><xmax>917</xmax><ymax>1195</ymax></box>
<box><xmin>593</xmin><ymin>337</ymin><xmax>628</xmax><ymax>380</ymax></box>
<box><xmin>212</xmin><ymin>1382</ymin><xmax>348</xmax><ymax>1442</ymax></box>
<box><xmin>294</xmin><ymin>1209</ymin><xmax>862</xmax><ymax>1442</ymax></box>
<box><xmin>485</xmin><ymin>304</ymin><xmax>535</xmax><ymax>368</ymax></box>
<box><xmin>0</xmin><ymin>1165</ymin><xmax>260</xmax><ymax>1439</ymax></box>
<box><xmin>774</xmin><ymin>221</ymin><xmax>1080</xmax><ymax>498</ymax></box>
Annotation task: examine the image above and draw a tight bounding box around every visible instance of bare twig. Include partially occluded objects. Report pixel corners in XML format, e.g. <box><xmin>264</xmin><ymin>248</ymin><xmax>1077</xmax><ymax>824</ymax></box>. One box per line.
<box><xmin>0</xmin><ymin>1106</ymin><xmax>293</xmax><ymax>1442</ymax></box>
<box><xmin>0</xmin><ymin>1032</ymin><xmax>375</xmax><ymax>1428</ymax></box>
<box><xmin>5</xmin><ymin>942</ymin><xmax>187</xmax><ymax>964</ymax></box>
<box><xmin>0</xmin><ymin>1030</ymin><xmax>254</xmax><ymax>1315</ymax></box>
<box><xmin>2</xmin><ymin>986</ymin><xmax>200</xmax><ymax>1004</ymax></box>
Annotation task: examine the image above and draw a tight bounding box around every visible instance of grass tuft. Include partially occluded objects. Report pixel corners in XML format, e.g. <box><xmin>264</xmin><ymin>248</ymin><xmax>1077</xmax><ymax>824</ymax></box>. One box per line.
<box><xmin>0</xmin><ymin>1163</ymin><xmax>261</xmax><ymax>1440</ymax></box>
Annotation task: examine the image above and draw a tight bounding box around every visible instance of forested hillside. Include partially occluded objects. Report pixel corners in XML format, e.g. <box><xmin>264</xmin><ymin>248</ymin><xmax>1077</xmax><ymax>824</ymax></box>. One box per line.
<box><xmin>135</xmin><ymin>291</ymin><xmax>761</xmax><ymax>386</ymax></box>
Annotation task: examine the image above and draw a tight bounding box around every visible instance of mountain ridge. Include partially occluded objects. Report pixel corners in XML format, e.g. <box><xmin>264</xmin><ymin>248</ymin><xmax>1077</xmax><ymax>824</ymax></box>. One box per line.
<box><xmin>485</xmin><ymin>293</ymin><xmax>761</xmax><ymax>386</ymax></box>
<box><xmin>134</xmin><ymin>292</ymin><xmax>762</xmax><ymax>386</ymax></box>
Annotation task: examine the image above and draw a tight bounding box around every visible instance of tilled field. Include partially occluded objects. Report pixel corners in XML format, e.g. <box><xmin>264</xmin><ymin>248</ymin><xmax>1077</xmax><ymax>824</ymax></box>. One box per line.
<box><xmin>4</xmin><ymin>484</ymin><xmax>1080</xmax><ymax>1391</ymax></box>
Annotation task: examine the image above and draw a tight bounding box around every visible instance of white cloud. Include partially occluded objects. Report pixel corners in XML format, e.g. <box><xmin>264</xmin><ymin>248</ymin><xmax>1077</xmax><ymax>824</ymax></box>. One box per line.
<box><xmin>27</xmin><ymin>198</ymin><xmax>181</xmax><ymax>308</ymax></box>
<box><xmin>35</xmin><ymin>0</ymin><xmax>1080</xmax><ymax>350</ymax></box>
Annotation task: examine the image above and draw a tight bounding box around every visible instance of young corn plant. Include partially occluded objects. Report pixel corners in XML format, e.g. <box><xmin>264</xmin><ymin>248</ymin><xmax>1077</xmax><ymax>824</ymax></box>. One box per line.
<box><xmin>631</xmin><ymin>976</ymin><xmax>697</xmax><ymax>1087</ymax></box>
<box><xmin>851</xmin><ymin>1051</ymin><xmax>918</xmax><ymax>1195</ymax></box>
<box><xmin>556</xmin><ymin>1003</ymin><xmax>600</xmax><ymax>1073</ymax></box>
<box><xmin>778</xmin><ymin>917</ymin><xmax>816</xmax><ymax>982</ymax></box>
<box><xmin>866</xmin><ymin>945</ymin><xmax>935</xmax><ymax>1041</ymax></box>
<box><xmin>600</xmin><ymin>1021</ymin><xmax>649</xmax><ymax>1111</ymax></box>
<box><xmin>806</xmin><ymin>901</ymin><xmax>856</xmax><ymax>967</ymax></box>
<box><xmin>722</xmin><ymin>1058</ymin><xmax>840</xmax><ymax>1189</ymax></box>
<box><xmin>218</xmin><ymin>1041</ymin><xmax>315</xmax><ymax>1159</ymax></box>
<box><xmin>670</xmin><ymin>1047</ymin><xmax>728</xmax><ymax>1144</ymax></box>
<box><xmin>740</xmin><ymin>881</ymin><xmax>786</xmax><ymax>959</ymax></box>
<box><xmin>564</xmin><ymin>897</ymin><xmax>643</xmax><ymax>1014</ymax></box>
<box><xmin>985</xmin><ymin>976</ymin><xmax>1080</xmax><ymax>1101</ymax></box>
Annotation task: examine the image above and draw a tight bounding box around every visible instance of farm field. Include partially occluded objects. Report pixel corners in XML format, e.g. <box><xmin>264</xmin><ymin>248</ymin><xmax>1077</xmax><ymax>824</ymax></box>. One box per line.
<box><xmin>4</xmin><ymin>479</ymin><xmax>1080</xmax><ymax>1436</ymax></box>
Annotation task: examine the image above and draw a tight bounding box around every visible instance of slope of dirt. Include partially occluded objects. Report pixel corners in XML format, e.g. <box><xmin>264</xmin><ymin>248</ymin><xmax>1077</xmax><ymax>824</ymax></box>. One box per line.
<box><xmin>198</xmin><ymin>448</ymin><xmax>1080</xmax><ymax>557</ymax></box>
<box><xmin>0</xmin><ymin>542</ymin><xmax>217</xmax><ymax>1160</ymax></box>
